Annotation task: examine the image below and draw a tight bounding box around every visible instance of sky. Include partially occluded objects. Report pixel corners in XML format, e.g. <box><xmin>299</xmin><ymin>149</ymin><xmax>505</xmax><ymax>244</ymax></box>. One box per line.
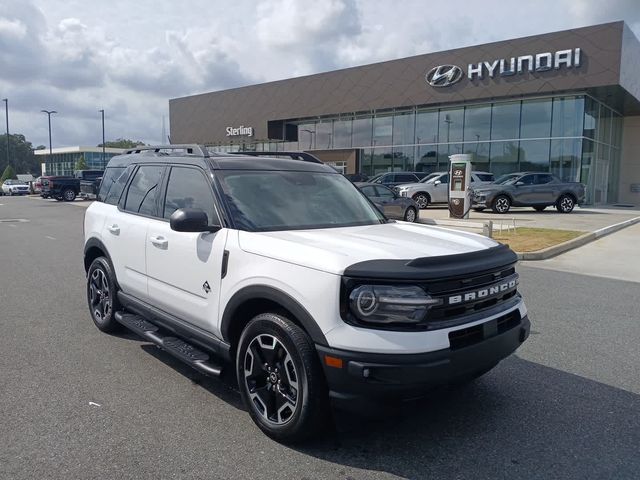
<box><xmin>1</xmin><ymin>0</ymin><xmax>639</xmax><ymax>149</ymax></box>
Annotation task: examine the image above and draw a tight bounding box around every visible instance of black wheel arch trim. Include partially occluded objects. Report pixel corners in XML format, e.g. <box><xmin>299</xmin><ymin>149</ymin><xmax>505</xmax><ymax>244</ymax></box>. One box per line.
<box><xmin>221</xmin><ymin>285</ymin><xmax>328</xmax><ymax>347</ymax></box>
<box><xmin>84</xmin><ymin>238</ymin><xmax>121</xmax><ymax>291</ymax></box>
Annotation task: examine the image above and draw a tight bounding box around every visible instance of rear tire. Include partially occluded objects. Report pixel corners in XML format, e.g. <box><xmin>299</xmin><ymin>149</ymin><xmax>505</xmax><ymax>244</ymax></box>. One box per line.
<box><xmin>404</xmin><ymin>207</ymin><xmax>417</xmax><ymax>223</ymax></box>
<box><xmin>412</xmin><ymin>193</ymin><xmax>430</xmax><ymax>209</ymax></box>
<box><xmin>87</xmin><ymin>257</ymin><xmax>122</xmax><ymax>333</ymax></box>
<box><xmin>62</xmin><ymin>188</ymin><xmax>76</xmax><ymax>202</ymax></box>
<box><xmin>556</xmin><ymin>194</ymin><xmax>575</xmax><ymax>213</ymax></box>
<box><xmin>492</xmin><ymin>195</ymin><xmax>511</xmax><ymax>214</ymax></box>
<box><xmin>237</xmin><ymin>313</ymin><xmax>329</xmax><ymax>443</ymax></box>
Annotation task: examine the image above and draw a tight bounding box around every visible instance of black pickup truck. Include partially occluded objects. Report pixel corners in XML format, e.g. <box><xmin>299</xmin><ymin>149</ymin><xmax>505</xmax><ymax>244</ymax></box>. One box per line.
<box><xmin>42</xmin><ymin>170</ymin><xmax>103</xmax><ymax>201</ymax></box>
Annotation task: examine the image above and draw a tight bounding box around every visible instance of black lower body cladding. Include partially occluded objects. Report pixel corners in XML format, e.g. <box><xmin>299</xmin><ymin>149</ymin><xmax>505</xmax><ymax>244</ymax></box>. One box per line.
<box><xmin>317</xmin><ymin>312</ymin><xmax>530</xmax><ymax>413</ymax></box>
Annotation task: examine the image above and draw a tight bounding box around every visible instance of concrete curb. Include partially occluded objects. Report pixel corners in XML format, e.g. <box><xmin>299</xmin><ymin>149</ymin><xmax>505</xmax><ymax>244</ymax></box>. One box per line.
<box><xmin>517</xmin><ymin>216</ymin><xmax>640</xmax><ymax>260</ymax></box>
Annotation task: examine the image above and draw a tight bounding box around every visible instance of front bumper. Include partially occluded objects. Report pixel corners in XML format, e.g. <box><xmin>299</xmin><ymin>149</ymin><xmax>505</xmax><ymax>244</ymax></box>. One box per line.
<box><xmin>317</xmin><ymin>313</ymin><xmax>530</xmax><ymax>413</ymax></box>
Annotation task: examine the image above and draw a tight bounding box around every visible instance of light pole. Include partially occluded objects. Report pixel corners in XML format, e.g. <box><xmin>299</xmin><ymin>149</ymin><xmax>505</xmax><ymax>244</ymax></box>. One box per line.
<box><xmin>41</xmin><ymin>109</ymin><xmax>57</xmax><ymax>155</ymax></box>
<box><xmin>301</xmin><ymin>129</ymin><xmax>315</xmax><ymax>149</ymax></box>
<box><xmin>2</xmin><ymin>99</ymin><xmax>8</xmax><ymax>168</ymax></box>
<box><xmin>99</xmin><ymin>109</ymin><xmax>105</xmax><ymax>168</ymax></box>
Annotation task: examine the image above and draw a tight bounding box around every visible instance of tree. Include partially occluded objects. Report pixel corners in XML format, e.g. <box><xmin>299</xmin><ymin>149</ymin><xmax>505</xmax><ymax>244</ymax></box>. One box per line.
<box><xmin>75</xmin><ymin>155</ymin><xmax>88</xmax><ymax>171</ymax></box>
<box><xmin>0</xmin><ymin>134</ymin><xmax>40</xmax><ymax>176</ymax></box>
<box><xmin>1</xmin><ymin>164</ymin><xmax>16</xmax><ymax>184</ymax></box>
<box><xmin>98</xmin><ymin>138</ymin><xmax>146</xmax><ymax>149</ymax></box>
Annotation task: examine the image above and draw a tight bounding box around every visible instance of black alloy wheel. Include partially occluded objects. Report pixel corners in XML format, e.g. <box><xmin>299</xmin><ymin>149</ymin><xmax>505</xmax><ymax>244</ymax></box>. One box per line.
<box><xmin>412</xmin><ymin>193</ymin><xmax>430</xmax><ymax>209</ymax></box>
<box><xmin>492</xmin><ymin>195</ymin><xmax>511</xmax><ymax>214</ymax></box>
<box><xmin>237</xmin><ymin>313</ymin><xmax>328</xmax><ymax>442</ymax></box>
<box><xmin>87</xmin><ymin>257</ymin><xmax>121</xmax><ymax>333</ymax></box>
<box><xmin>556</xmin><ymin>195</ymin><xmax>575</xmax><ymax>213</ymax></box>
<box><xmin>404</xmin><ymin>207</ymin><xmax>417</xmax><ymax>223</ymax></box>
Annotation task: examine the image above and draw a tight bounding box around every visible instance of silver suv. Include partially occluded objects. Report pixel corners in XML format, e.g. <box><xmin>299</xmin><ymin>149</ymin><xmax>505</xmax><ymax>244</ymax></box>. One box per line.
<box><xmin>395</xmin><ymin>171</ymin><xmax>494</xmax><ymax>209</ymax></box>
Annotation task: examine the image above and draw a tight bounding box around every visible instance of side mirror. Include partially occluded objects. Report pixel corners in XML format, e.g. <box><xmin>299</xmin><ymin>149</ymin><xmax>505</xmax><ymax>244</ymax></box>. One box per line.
<box><xmin>434</xmin><ymin>180</ymin><xmax>442</xmax><ymax>186</ymax></box>
<box><xmin>515</xmin><ymin>181</ymin><xmax>524</xmax><ymax>186</ymax></box>
<box><xmin>170</xmin><ymin>208</ymin><xmax>220</xmax><ymax>233</ymax></box>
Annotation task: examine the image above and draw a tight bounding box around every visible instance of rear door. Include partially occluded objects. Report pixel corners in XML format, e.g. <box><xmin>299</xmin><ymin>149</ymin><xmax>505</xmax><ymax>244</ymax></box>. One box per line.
<box><xmin>146</xmin><ymin>165</ymin><xmax>227</xmax><ymax>334</ymax></box>
<box><xmin>531</xmin><ymin>173</ymin><xmax>557</xmax><ymax>204</ymax></box>
<box><xmin>102</xmin><ymin>164</ymin><xmax>165</xmax><ymax>301</ymax></box>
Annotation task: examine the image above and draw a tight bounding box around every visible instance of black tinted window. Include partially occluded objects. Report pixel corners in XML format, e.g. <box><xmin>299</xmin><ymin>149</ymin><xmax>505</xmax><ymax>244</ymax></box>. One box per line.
<box><xmin>519</xmin><ymin>175</ymin><xmax>535</xmax><ymax>185</ymax></box>
<box><xmin>99</xmin><ymin>167</ymin><xmax>127</xmax><ymax>204</ymax></box>
<box><xmin>477</xmin><ymin>173</ymin><xmax>494</xmax><ymax>182</ymax></box>
<box><xmin>535</xmin><ymin>174</ymin><xmax>554</xmax><ymax>184</ymax></box>
<box><xmin>360</xmin><ymin>186</ymin><xmax>376</xmax><ymax>197</ymax></box>
<box><xmin>123</xmin><ymin>165</ymin><xmax>164</xmax><ymax>216</ymax></box>
<box><xmin>163</xmin><ymin>167</ymin><xmax>218</xmax><ymax>223</ymax></box>
<box><xmin>439</xmin><ymin>174</ymin><xmax>449</xmax><ymax>184</ymax></box>
<box><xmin>395</xmin><ymin>174</ymin><xmax>417</xmax><ymax>183</ymax></box>
<box><xmin>375</xmin><ymin>186</ymin><xmax>394</xmax><ymax>198</ymax></box>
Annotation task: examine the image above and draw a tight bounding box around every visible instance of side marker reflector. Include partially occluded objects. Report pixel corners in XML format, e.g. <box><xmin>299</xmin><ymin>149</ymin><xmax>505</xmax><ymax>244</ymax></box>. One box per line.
<box><xmin>324</xmin><ymin>355</ymin><xmax>343</xmax><ymax>368</ymax></box>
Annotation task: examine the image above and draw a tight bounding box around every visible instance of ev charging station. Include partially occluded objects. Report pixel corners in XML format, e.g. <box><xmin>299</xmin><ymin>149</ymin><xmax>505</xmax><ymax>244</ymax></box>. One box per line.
<box><xmin>448</xmin><ymin>154</ymin><xmax>473</xmax><ymax>219</ymax></box>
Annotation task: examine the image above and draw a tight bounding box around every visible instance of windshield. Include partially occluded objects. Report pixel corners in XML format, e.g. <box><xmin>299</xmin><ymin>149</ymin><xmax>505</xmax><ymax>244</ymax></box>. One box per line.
<box><xmin>494</xmin><ymin>174</ymin><xmax>520</xmax><ymax>185</ymax></box>
<box><xmin>419</xmin><ymin>173</ymin><xmax>440</xmax><ymax>183</ymax></box>
<box><xmin>218</xmin><ymin>170</ymin><xmax>386</xmax><ymax>231</ymax></box>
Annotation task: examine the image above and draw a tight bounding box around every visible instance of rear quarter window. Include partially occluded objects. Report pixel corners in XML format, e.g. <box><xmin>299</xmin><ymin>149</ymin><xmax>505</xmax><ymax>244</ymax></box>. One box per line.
<box><xmin>98</xmin><ymin>167</ymin><xmax>129</xmax><ymax>205</ymax></box>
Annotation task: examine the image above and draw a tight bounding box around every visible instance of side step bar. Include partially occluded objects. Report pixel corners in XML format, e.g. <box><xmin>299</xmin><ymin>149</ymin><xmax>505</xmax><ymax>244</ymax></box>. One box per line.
<box><xmin>115</xmin><ymin>311</ymin><xmax>222</xmax><ymax>377</ymax></box>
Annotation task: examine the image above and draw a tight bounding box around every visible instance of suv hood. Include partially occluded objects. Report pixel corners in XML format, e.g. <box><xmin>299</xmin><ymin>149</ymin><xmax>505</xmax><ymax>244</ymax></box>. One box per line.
<box><xmin>238</xmin><ymin>222</ymin><xmax>497</xmax><ymax>275</ymax></box>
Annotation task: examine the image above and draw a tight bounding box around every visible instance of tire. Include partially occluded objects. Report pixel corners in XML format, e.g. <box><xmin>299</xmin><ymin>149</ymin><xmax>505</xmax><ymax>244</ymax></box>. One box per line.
<box><xmin>473</xmin><ymin>207</ymin><xmax>485</xmax><ymax>212</ymax></box>
<box><xmin>556</xmin><ymin>194</ymin><xmax>575</xmax><ymax>213</ymax></box>
<box><xmin>533</xmin><ymin>206</ymin><xmax>546</xmax><ymax>212</ymax></box>
<box><xmin>404</xmin><ymin>206</ymin><xmax>417</xmax><ymax>223</ymax></box>
<box><xmin>62</xmin><ymin>188</ymin><xmax>76</xmax><ymax>202</ymax></box>
<box><xmin>87</xmin><ymin>257</ymin><xmax>122</xmax><ymax>333</ymax></box>
<box><xmin>492</xmin><ymin>195</ymin><xmax>511</xmax><ymax>214</ymax></box>
<box><xmin>237</xmin><ymin>313</ymin><xmax>329</xmax><ymax>443</ymax></box>
<box><xmin>412</xmin><ymin>193</ymin><xmax>430</xmax><ymax>209</ymax></box>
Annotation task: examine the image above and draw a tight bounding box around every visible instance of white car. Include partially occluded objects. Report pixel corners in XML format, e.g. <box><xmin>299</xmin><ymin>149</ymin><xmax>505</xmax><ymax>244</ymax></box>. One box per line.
<box><xmin>395</xmin><ymin>171</ymin><xmax>495</xmax><ymax>208</ymax></box>
<box><xmin>83</xmin><ymin>147</ymin><xmax>529</xmax><ymax>442</ymax></box>
<box><xmin>1</xmin><ymin>179</ymin><xmax>30</xmax><ymax>196</ymax></box>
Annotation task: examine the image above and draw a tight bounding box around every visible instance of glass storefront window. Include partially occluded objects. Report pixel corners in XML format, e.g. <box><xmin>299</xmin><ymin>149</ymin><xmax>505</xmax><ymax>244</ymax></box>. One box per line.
<box><xmin>316</xmin><ymin>122</ymin><xmax>332</xmax><ymax>149</ymax></box>
<box><xmin>352</xmin><ymin>116</ymin><xmax>372</xmax><ymax>147</ymax></box>
<box><xmin>372</xmin><ymin>147</ymin><xmax>392</xmax><ymax>174</ymax></box>
<box><xmin>463</xmin><ymin>141</ymin><xmax>490</xmax><ymax>171</ymax></box>
<box><xmin>393</xmin><ymin>111</ymin><xmax>415</xmax><ymax>146</ymax></box>
<box><xmin>552</xmin><ymin>96</ymin><xmax>584</xmax><ymax>138</ymax></box>
<box><xmin>489</xmin><ymin>141</ymin><xmax>519</xmax><ymax>176</ymax></box>
<box><xmin>463</xmin><ymin>105</ymin><xmax>491</xmax><ymax>142</ymax></box>
<box><xmin>333</xmin><ymin>118</ymin><xmax>352</xmax><ymax>148</ymax></box>
<box><xmin>583</xmin><ymin>97</ymin><xmax>598</xmax><ymax>139</ymax></box>
<box><xmin>437</xmin><ymin>143</ymin><xmax>463</xmax><ymax>170</ymax></box>
<box><xmin>373</xmin><ymin>114</ymin><xmax>393</xmax><ymax>146</ymax></box>
<box><xmin>392</xmin><ymin>145</ymin><xmax>415</xmax><ymax>171</ymax></box>
<box><xmin>519</xmin><ymin>139</ymin><xmax>551</xmax><ymax>172</ymax></box>
<box><xmin>597</xmin><ymin>105</ymin><xmax>612</xmax><ymax>145</ymax></box>
<box><xmin>360</xmin><ymin>148</ymin><xmax>374</xmax><ymax>176</ymax></box>
<box><xmin>438</xmin><ymin>108</ymin><xmax>463</xmax><ymax>143</ymax></box>
<box><xmin>550</xmin><ymin>138</ymin><xmax>581</xmax><ymax>182</ymax></box>
<box><xmin>415</xmin><ymin>109</ymin><xmax>438</xmax><ymax>144</ymax></box>
<box><xmin>491</xmin><ymin>102</ymin><xmax>520</xmax><ymax>140</ymax></box>
<box><xmin>298</xmin><ymin>123</ymin><xmax>316</xmax><ymax>149</ymax></box>
<box><xmin>520</xmin><ymin>99</ymin><xmax>552</xmax><ymax>138</ymax></box>
<box><xmin>416</xmin><ymin>144</ymin><xmax>438</xmax><ymax>172</ymax></box>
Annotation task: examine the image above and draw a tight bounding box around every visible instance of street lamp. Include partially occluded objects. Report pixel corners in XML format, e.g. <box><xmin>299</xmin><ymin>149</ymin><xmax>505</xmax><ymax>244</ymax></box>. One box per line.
<box><xmin>99</xmin><ymin>109</ymin><xmax>105</xmax><ymax>168</ymax></box>
<box><xmin>301</xmin><ymin>128</ymin><xmax>315</xmax><ymax>149</ymax></box>
<box><xmin>41</xmin><ymin>110</ymin><xmax>57</xmax><ymax>155</ymax></box>
<box><xmin>2</xmin><ymin>99</ymin><xmax>8</xmax><ymax>168</ymax></box>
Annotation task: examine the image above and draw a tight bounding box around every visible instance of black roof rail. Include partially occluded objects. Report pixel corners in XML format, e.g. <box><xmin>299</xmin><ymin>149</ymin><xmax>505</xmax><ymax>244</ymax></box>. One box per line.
<box><xmin>124</xmin><ymin>144</ymin><xmax>209</xmax><ymax>158</ymax></box>
<box><xmin>230</xmin><ymin>151</ymin><xmax>323</xmax><ymax>164</ymax></box>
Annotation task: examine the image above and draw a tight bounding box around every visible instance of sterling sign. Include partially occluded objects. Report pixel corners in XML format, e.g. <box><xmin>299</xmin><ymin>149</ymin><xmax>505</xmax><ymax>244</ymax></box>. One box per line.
<box><xmin>426</xmin><ymin>48</ymin><xmax>582</xmax><ymax>87</ymax></box>
<box><xmin>226</xmin><ymin>125</ymin><xmax>253</xmax><ymax>137</ymax></box>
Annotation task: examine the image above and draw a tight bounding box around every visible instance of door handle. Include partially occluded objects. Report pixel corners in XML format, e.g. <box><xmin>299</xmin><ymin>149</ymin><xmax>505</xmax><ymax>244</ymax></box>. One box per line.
<box><xmin>149</xmin><ymin>235</ymin><xmax>168</xmax><ymax>248</ymax></box>
<box><xmin>107</xmin><ymin>224</ymin><xmax>120</xmax><ymax>235</ymax></box>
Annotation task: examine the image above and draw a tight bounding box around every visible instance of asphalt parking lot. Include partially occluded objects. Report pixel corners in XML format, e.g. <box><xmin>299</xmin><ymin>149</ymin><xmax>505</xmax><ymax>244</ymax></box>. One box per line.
<box><xmin>1</xmin><ymin>196</ymin><xmax>639</xmax><ymax>480</ymax></box>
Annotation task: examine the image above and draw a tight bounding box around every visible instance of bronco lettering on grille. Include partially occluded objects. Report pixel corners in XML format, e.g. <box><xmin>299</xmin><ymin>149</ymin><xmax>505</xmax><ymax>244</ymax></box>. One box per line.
<box><xmin>447</xmin><ymin>277</ymin><xmax>518</xmax><ymax>305</ymax></box>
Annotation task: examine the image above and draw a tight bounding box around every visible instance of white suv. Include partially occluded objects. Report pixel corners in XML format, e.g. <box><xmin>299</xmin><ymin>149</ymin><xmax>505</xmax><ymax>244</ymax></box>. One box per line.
<box><xmin>83</xmin><ymin>146</ymin><xmax>529</xmax><ymax>442</ymax></box>
<box><xmin>395</xmin><ymin>171</ymin><xmax>495</xmax><ymax>208</ymax></box>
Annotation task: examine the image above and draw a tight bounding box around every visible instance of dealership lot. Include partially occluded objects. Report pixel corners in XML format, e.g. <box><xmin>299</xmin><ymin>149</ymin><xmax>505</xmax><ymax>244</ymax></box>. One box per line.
<box><xmin>1</xmin><ymin>196</ymin><xmax>638</xmax><ymax>480</ymax></box>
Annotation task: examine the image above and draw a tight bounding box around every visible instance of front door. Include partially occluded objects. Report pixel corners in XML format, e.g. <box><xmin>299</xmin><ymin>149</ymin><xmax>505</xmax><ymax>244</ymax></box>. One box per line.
<box><xmin>146</xmin><ymin>166</ymin><xmax>227</xmax><ymax>335</ymax></box>
<box><xmin>432</xmin><ymin>173</ymin><xmax>450</xmax><ymax>203</ymax></box>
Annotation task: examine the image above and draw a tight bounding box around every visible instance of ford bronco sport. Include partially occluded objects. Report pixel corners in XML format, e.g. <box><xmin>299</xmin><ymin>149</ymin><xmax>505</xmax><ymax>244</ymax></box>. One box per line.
<box><xmin>83</xmin><ymin>145</ymin><xmax>530</xmax><ymax>442</ymax></box>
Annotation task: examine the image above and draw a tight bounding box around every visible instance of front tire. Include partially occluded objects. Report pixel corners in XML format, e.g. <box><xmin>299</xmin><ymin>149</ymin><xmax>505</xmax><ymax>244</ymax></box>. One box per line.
<box><xmin>412</xmin><ymin>193</ymin><xmax>430</xmax><ymax>209</ymax></box>
<box><xmin>492</xmin><ymin>195</ymin><xmax>511</xmax><ymax>214</ymax></box>
<box><xmin>556</xmin><ymin>194</ymin><xmax>575</xmax><ymax>213</ymax></box>
<box><xmin>237</xmin><ymin>313</ymin><xmax>329</xmax><ymax>443</ymax></box>
<box><xmin>87</xmin><ymin>257</ymin><xmax>121</xmax><ymax>333</ymax></box>
<box><xmin>404</xmin><ymin>206</ymin><xmax>417</xmax><ymax>223</ymax></box>
<box><xmin>62</xmin><ymin>188</ymin><xmax>76</xmax><ymax>201</ymax></box>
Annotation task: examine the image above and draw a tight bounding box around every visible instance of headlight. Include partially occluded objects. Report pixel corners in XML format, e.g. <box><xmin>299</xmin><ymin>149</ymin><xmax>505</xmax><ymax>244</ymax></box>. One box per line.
<box><xmin>348</xmin><ymin>285</ymin><xmax>442</xmax><ymax>324</ymax></box>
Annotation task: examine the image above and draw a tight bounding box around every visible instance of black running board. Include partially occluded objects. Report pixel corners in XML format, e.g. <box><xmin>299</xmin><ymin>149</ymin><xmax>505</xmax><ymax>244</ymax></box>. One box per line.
<box><xmin>115</xmin><ymin>311</ymin><xmax>222</xmax><ymax>377</ymax></box>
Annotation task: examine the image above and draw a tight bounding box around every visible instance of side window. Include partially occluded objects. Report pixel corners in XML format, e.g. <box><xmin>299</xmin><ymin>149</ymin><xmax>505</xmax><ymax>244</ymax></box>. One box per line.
<box><xmin>396</xmin><ymin>174</ymin><xmax>417</xmax><ymax>183</ymax></box>
<box><xmin>477</xmin><ymin>173</ymin><xmax>495</xmax><ymax>182</ymax></box>
<box><xmin>360</xmin><ymin>186</ymin><xmax>376</xmax><ymax>197</ymax></box>
<box><xmin>519</xmin><ymin>175</ymin><xmax>535</xmax><ymax>185</ymax></box>
<box><xmin>163</xmin><ymin>167</ymin><xmax>218</xmax><ymax>224</ymax></box>
<box><xmin>535</xmin><ymin>174</ymin><xmax>553</xmax><ymax>184</ymax></box>
<box><xmin>99</xmin><ymin>167</ymin><xmax>127</xmax><ymax>204</ymax></box>
<box><xmin>374</xmin><ymin>186</ymin><xmax>395</xmax><ymax>198</ymax></box>
<box><xmin>439</xmin><ymin>174</ymin><xmax>449</xmax><ymax>184</ymax></box>
<box><xmin>123</xmin><ymin>165</ymin><xmax>164</xmax><ymax>216</ymax></box>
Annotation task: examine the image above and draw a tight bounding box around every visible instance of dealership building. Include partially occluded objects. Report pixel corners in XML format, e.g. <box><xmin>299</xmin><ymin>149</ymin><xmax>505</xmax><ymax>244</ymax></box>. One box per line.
<box><xmin>36</xmin><ymin>146</ymin><xmax>125</xmax><ymax>176</ymax></box>
<box><xmin>170</xmin><ymin>21</ymin><xmax>640</xmax><ymax>205</ymax></box>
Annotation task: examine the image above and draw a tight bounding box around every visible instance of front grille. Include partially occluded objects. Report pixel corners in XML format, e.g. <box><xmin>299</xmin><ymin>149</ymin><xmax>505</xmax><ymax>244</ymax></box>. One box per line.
<box><xmin>449</xmin><ymin>309</ymin><xmax>521</xmax><ymax>349</ymax></box>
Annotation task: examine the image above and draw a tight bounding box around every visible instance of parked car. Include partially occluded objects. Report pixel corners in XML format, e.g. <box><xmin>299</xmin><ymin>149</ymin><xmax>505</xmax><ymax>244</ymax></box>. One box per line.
<box><xmin>84</xmin><ymin>146</ymin><xmax>529</xmax><ymax>442</ymax></box>
<box><xmin>343</xmin><ymin>173</ymin><xmax>369</xmax><ymax>183</ymax></box>
<box><xmin>395</xmin><ymin>171</ymin><xmax>495</xmax><ymax>209</ymax></box>
<box><xmin>34</xmin><ymin>176</ymin><xmax>45</xmax><ymax>194</ymax></box>
<box><xmin>366</xmin><ymin>171</ymin><xmax>430</xmax><ymax>188</ymax></box>
<box><xmin>77</xmin><ymin>170</ymin><xmax>104</xmax><ymax>199</ymax></box>
<box><xmin>357</xmin><ymin>183</ymin><xmax>419</xmax><ymax>222</ymax></box>
<box><xmin>41</xmin><ymin>175</ymin><xmax>80</xmax><ymax>201</ymax></box>
<box><xmin>1</xmin><ymin>179</ymin><xmax>30</xmax><ymax>196</ymax></box>
<box><xmin>472</xmin><ymin>172</ymin><xmax>586</xmax><ymax>213</ymax></box>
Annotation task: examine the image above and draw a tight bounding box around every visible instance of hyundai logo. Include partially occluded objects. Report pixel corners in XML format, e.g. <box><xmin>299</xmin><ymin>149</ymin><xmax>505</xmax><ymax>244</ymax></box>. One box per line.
<box><xmin>425</xmin><ymin>65</ymin><xmax>464</xmax><ymax>87</ymax></box>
